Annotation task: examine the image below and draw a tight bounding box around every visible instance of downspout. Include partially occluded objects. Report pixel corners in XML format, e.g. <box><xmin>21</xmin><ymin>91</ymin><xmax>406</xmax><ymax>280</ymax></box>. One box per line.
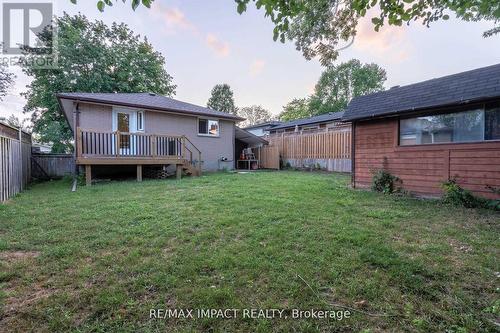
<box><xmin>18</xmin><ymin>126</ymin><xmax>23</xmax><ymax>191</ymax></box>
<box><xmin>73</xmin><ymin>101</ymin><xmax>80</xmax><ymax>177</ymax></box>
<box><xmin>351</xmin><ymin>121</ymin><xmax>356</xmax><ymax>188</ymax></box>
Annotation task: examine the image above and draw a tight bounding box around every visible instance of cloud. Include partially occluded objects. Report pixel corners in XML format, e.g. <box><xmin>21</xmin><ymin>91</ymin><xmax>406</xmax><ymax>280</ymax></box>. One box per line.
<box><xmin>152</xmin><ymin>3</ymin><xmax>197</xmax><ymax>35</ymax></box>
<box><xmin>249</xmin><ymin>59</ymin><xmax>265</xmax><ymax>77</ymax></box>
<box><xmin>152</xmin><ymin>4</ymin><xmax>230</xmax><ymax>58</ymax></box>
<box><xmin>206</xmin><ymin>34</ymin><xmax>230</xmax><ymax>57</ymax></box>
<box><xmin>353</xmin><ymin>11</ymin><xmax>411</xmax><ymax>62</ymax></box>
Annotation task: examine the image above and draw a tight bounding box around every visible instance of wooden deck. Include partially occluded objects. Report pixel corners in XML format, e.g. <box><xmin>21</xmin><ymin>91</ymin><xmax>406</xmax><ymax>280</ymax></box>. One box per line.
<box><xmin>76</xmin><ymin>128</ymin><xmax>202</xmax><ymax>185</ymax></box>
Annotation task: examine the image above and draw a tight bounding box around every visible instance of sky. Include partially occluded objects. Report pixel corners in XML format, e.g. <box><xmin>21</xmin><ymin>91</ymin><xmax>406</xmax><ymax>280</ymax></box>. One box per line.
<box><xmin>1</xmin><ymin>0</ymin><xmax>500</xmax><ymax>122</ymax></box>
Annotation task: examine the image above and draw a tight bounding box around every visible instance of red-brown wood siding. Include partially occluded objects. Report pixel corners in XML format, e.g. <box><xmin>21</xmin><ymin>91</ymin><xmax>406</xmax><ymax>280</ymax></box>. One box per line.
<box><xmin>354</xmin><ymin>118</ymin><xmax>500</xmax><ymax>199</ymax></box>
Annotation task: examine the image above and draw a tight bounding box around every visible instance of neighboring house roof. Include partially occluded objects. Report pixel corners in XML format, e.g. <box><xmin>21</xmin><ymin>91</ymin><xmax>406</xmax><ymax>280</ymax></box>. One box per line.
<box><xmin>270</xmin><ymin>112</ymin><xmax>344</xmax><ymax>131</ymax></box>
<box><xmin>235</xmin><ymin>127</ymin><xmax>268</xmax><ymax>146</ymax></box>
<box><xmin>343</xmin><ymin>63</ymin><xmax>500</xmax><ymax>122</ymax></box>
<box><xmin>243</xmin><ymin>121</ymin><xmax>283</xmax><ymax>130</ymax></box>
<box><xmin>56</xmin><ymin>92</ymin><xmax>244</xmax><ymax>121</ymax></box>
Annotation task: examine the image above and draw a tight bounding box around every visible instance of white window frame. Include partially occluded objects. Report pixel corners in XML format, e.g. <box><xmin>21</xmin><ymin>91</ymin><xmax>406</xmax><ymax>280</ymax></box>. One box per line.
<box><xmin>198</xmin><ymin>118</ymin><xmax>220</xmax><ymax>137</ymax></box>
<box><xmin>112</xmin><ymin>107</ymin><xmax>145</xmax><ymax>133</ymax></box>
<box><xmin>137</xmin><ymin>111</ymin><xmax>144</xmax><ymax>132</ymax></box>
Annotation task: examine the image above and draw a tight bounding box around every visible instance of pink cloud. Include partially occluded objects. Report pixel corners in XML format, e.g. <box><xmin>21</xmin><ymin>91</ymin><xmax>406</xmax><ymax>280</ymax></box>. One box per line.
<box><xmin>249</xmin><ymin>59</ymin><xmax>265</xmax><ymax>76</ymax></box>
<box><xmin>152</xmin><ymin>3</ymin><xmax>197</xmax><ymax>35</ymax></box>
<box><xmin>152</xmin><ymin>4</ymin><xmax>230</xmax><ymax>58</ymax></box>
<box><xmin>206</xmin><ymin>33</ymin><xmax>230</xmax><ymax>57</ymax></box>
<box><xmin>354</xmin><ymin>11</ymin><xmax>411</xmax><ymax>62</ymax></box>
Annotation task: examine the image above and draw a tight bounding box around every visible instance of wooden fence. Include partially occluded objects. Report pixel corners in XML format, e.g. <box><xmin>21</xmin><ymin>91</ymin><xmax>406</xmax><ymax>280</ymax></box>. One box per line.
<box><xmin>32</xmin><ymin>153</ymin><xmax>74</xmax><ymax>179</ymax></box>
<box><xmin>268</xmin><ymin>130</ymin><xmax>351</xmax><ymax>160</ymax></box>
<box><xmin>0</xmin><ymin>123</ymin><xmax>31</xmax><ymax>202</ymax></box>
<box><xmin>258</xmin><ymin>146</ymin><xmax>280</xmax><ymax>169</ymax></box>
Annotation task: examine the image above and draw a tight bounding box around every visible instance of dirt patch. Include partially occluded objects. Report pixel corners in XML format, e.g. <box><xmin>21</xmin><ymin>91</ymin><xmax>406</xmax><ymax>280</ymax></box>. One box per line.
<box><xmin>449</xmin><ymin>240</ymin><xmax>473</xmax><ymax>253</ymax></box>
<box><xmin>0</xmin><ymin>251</ymin><xmax>40</xmax><ymax>262</ymax></box>
<box><xmin>1</xmin><ymin>282</ymin><xmax>55</xmax><ymax>330</ymax></box>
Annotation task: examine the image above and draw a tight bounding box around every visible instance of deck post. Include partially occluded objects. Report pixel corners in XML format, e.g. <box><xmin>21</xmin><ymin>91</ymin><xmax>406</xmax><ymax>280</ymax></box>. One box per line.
<box><xmin>182</xmin><ymin>136</ymin><xmax>186</xmax><ymax>160</ymax></box>
<box><xmin>198</xmin><ymin>151</ymin><xmax>202</xmax><ymax>176</ymax></box>
<box><xmin>176</xmin><ymin>164</ymin><xmax>182</xmax><ymax>180</ymax></box>
<box><xmin>85</xmin><ymin>165</ymin><xmax>92</xmax><ymax>186</ymax></box>
<box><xmin>137</xmin><ymin>165</ymin><xmax>142</xmax><ymax>182</ymax></box>
<box><xmin>115</xmin><ymin>131</ymin><xmax>120</xmax><ymax>157</ymax></box>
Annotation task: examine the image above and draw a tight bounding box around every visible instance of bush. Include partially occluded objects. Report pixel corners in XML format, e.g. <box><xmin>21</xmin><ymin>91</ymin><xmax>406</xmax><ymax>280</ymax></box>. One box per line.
<box><xmin>441</xmin><ymin>179</ymin><xmax>481</xmax><ymax>208</ymax></box>
<box><xmin>485</xmin><ymin>185</ymin><xmax>500</xmax><ymax>210</ymax></box>
<box><xmin>371</xmin><ymin>170</ymin><xmax>401</xmax><ymax>194</ymax></box>
<box><xmin>441</xmin><ymin>179</ymin><xmax>499</xmax><ymax>211</ymax></box>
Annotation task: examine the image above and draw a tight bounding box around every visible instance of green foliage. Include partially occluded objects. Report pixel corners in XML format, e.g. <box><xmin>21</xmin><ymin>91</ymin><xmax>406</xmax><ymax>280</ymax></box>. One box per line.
<box><xmin>237</xmin><ymin>105</ymin><xmax>272</xmax><ymax>127</ymax></box>
<box><xmin>0</xmin><ymin>63</ymin><xmax>14</xmax><ymax>101</ymax></box>
<box><xmin>0</xmin><ymin>115</ymin><xmax>30</xmax><ymax>132</ymax></box>
<box><xmin>485</xmin><ymin>185</ymin><xmax>500</xmax><ymax>210</ymax></box>
<box><xmin>207</xmin><ymin>83</ymin><xmax>236</xmax><ymax>114</ymax></box>
<box><xmin>280</xmin><ymin>59</ymin><xmax>386</xmax><ymax>121</ymax></box>
<box><xmin>21</xmin><ymin>14</ymin><xmax>176</xmax><ymax>153</ymax></box>
<box><xmin>279</xmin><ymin>98</ymin><xmax>311</xmax><ymax>121</ymax></box>
<box><xmin>310</xmin><ymin>59</ymin><xmax>386</xmax><ymax>114</ymax></box>
<box><xmin>243</xmin><ymin>0</ymin><xmax>500</xmax><ymax>64</ymax></box>
<box><xmin>372</xmin><ymin>170</ymin><xmax>401</xmax><ymax>194</ymax></box>
<box><xmin>441</xmin><ymin>179</ymin><xmax>482</xmax><ymax>208</ymax></box>
<box><xmin>441</xmin><ymin>179</ymin><xmax>499</xmax><ymax>211</ymax></box>
<box><xmin>71</xmin><ymin>0</ymin><xmax>154</xmax><ymax>12</ymax></box>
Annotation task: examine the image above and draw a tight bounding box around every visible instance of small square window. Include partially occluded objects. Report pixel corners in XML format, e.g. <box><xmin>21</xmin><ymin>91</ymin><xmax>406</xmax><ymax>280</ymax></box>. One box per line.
<box><xmin>198</xmin><ymin>119</ymin><xmax>219</xmax><ymax>136</ymax></box>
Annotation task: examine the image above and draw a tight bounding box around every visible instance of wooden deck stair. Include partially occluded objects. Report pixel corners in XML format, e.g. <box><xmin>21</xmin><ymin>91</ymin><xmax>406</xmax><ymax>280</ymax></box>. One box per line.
<box><xmin>182</xmin><ymin>161</ymin><xmax>201</xmax><ymax>177</ymax></box>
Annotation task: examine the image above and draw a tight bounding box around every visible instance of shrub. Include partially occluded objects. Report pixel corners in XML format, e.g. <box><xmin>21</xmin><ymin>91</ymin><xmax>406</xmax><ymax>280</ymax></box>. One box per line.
<box><xmin>441</xmin><ymin>179</ymin><xmax>500</xmax><ymax>211</ymax></box>
<box><xmin>371</xmin><ymin>170</ymin><xmax>401</xmax><ymax>194</ymax></box>
<box><xmin>441</xmin><ymin>179</ymin><xmax>481</xmax><ymax>208</ymax></box>
<box><xmin>485</xmin><ymin>185</ymin><xmax>500</xmax><ymax>211</ymax></box>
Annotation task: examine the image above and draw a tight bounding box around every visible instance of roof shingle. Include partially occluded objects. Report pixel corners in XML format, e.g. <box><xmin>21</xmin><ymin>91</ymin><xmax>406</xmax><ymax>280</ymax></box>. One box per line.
<box><xmin>270</xmin><ymin>111</ymin><xmax>344</xmax><ymax>131</ymax></box>
<box><xmin>342</xmin><ymin>63</ymin><xmax>500</xmax><ymax>121</ymax></box>
<box><xmin>57</xmin><ymin>92</ymin><xmax>244</xmax><ymax>121</ymax></box>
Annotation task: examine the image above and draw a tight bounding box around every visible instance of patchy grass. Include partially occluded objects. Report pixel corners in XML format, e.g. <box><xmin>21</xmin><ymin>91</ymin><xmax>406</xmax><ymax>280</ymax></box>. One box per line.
<box><xmin>0</xmin><ymin>171</ymin><xmax>498</xmax><ymax>332</ymax></box>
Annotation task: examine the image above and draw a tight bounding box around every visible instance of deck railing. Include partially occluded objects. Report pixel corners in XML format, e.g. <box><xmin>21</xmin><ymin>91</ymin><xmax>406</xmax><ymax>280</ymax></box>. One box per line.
<box><xmin>77</xmin><ymin>128</ymin><xmax>202</xmax><ymax>174</ymax></box>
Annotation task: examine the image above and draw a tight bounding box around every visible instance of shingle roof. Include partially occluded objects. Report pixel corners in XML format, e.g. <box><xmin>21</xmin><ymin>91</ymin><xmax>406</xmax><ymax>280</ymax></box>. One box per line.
<box><xmin>343</xmin><ymin>63</ymin><xmax>500</xmax><ymax>121</ymax></box>
<box><xmin>270</xmin><ymin>111</ymin><xmax>344</xmax><ymax>131</ymax></box>
<box><xmin>243</xmin><ymin>121</ymin><xmax>283</xmax><ymax>130</ymax></box>
<box><xmin>56</xmin><ymin>92</ymin><xmax>244</xmax><ymax>121</ymax></box>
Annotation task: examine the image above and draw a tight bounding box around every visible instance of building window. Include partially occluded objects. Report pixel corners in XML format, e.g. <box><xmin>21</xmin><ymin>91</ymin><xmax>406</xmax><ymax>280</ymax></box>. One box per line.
<box><xmin>485</xmin><ymin>105</ymin><xmax>500</xmax><ymax>140</ymax></box>
<box><xmin>137</xmin><ymin>111</ymin><xmax>144</xmax><ymax>131</ymax></box>
<box><xmin>400</xmin><ymin>106</ymin><xmax>499</xmax><ymax>146</ymax></box>
<box><xmin>199</xmin><ymin>118</ymin><xmax>219</xmax><ymax>136</ymax></box>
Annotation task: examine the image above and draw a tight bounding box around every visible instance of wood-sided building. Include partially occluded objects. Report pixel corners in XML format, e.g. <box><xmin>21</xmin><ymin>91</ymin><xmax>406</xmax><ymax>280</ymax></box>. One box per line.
<box><xmin>343</xmin><ymin>64</ymin><xmax>500</xmax><ymax>199</ymax></box>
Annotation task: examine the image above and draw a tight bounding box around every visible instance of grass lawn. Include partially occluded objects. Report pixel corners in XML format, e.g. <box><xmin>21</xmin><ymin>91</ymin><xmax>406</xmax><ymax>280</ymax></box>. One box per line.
<box><xmin>0</xmin><ymin>171</ymin><xmax>498</xmax><ymax>332</ymax></box>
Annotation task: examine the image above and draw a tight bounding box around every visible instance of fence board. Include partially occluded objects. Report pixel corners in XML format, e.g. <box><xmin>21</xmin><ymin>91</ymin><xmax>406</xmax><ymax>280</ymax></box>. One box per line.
<box><xmin>259</xmin><ymin>146</ymin><xmax>280</xmax><ymax>169</ymax></box>
<box><xmin>268</xmin><ymin>130</ymin><xmax>351</xmax><ymax>160</ymax></box>
<box><xmin>32</xmin><ymin>153</ymin><xmax>75</xmax><ymax>178</ymax></box>
<box><xmin>0</xmin><ymin>123</ymin><xmax>31</xmax><ymax>202</ymax></box>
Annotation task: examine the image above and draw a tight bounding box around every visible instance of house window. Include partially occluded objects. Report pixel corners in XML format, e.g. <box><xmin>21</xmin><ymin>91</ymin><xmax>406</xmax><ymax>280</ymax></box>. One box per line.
<box><xmin>485</xmin><ymin>105</ymin><xmax>500</xmax><ymax>140</ymax></box>
<box><xmin>199</xmin><ymin>118</ymin><xmax>219</xmax><ymax>136</ymax></box>
<box><xmin>399</xmin><ymin>106</ymin><xmax>499</xmax><ymax>146</ymax></box>
<box><xmin>137</xmin><ymin>111</ymin><xmax>144</xmax><ymax>131</ymax></box>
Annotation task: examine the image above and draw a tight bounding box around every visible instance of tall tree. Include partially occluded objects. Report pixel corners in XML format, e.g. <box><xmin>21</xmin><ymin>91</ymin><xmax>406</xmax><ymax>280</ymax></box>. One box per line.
<box><xmin>0</xmin><ymin>115</ymin><xmax>31</xmax><ymax>132</ymax></box>
<box><xmin>21</xmin><ymin>13</ymin><xmax>176</xmax><ymax>153</ymax></box>
<box><xmin>0</xmin><ymin>64</ymin><xmax>14</xmax><ymax>101</ymax></box>
<box><xmin>310</xmin><ymin>59</ymin><xmax>386</xmax><ymax>114</ymax></box>
<box><xmin>207</xmin><ymin>84</ymin><xmax>236</xmax><ymax>114</ymax></box>
<box><xmin>278</xmin><ymin>98</ymin><xmax>311</xmax><ymax>122</ymax></box>
<box><xmin>83</xmin><ymin>0</ymin><xmax>499</xmax><ymax>64</ymax></box>
<box><xmin>238</xmin><ymin>105</ymin><xmax>272</xmax><ymax>127</ymax></box>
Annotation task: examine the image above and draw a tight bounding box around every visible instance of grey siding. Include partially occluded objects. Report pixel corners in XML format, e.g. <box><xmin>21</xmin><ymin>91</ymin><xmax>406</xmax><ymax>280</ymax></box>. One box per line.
<box><xmin>77</xmin><ymin>103</ymin><xmax>235</xmax><ymax>171</ymax></box>
<box><xmin>145</xmin><ymin>111</ymin><xmax>234</xmax><ymax>171</ymax></box>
